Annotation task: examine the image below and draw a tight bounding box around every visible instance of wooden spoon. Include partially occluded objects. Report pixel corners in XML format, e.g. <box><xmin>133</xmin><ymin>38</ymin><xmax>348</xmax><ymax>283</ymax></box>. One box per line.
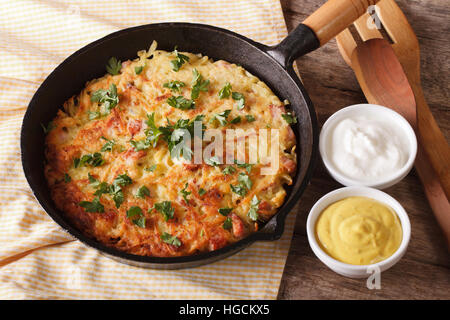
<box><xmin>336</xmin><ymin>15</ymin><xmax>450</xmax><ymax>249</ymax></box>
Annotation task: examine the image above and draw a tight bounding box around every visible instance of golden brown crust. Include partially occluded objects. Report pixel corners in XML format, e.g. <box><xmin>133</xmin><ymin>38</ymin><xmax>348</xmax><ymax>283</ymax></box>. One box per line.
<box><xmin>44</xmin><ymin>44</ymin><xmax>297</xmax><ymax>257</ymax></box>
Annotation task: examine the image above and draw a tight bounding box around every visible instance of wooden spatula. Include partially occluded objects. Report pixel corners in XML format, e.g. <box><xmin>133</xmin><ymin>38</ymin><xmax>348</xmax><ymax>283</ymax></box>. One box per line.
<box><xmin>335</xmin><ymin>0</ymin><xmax>450</xmax><ymax>249</ymax></box>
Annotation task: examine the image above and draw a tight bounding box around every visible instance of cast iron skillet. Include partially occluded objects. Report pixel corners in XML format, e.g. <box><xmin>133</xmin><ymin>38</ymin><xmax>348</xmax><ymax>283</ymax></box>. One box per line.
<box><xmin>20</xmin><ymin>0</ymin><xmax>376</xmax><ymax>269</ymax></box>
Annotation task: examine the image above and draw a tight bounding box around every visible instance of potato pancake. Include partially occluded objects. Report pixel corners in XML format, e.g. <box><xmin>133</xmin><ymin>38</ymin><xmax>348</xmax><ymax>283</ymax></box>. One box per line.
<box><xmin>44</xmin><ymin>42</ymin><xmax>297</xmax><ymax>257</ymax></box>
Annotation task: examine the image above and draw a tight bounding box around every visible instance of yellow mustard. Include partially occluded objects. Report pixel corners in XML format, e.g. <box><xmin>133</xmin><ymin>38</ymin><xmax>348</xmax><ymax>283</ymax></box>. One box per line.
<box><xmin>315</xmin><ymin>196</ymin><xmax>402</xmax><ymax>265</ymax></box>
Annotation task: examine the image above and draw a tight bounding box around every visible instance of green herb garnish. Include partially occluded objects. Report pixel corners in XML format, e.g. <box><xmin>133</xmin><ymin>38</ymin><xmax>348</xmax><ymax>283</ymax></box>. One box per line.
<box><xmin>136</xmin><ymin>186</ymin><xmax>150</xmax><ymax>199</ymax></box>
<box><xmin>100</xmin><ymin>136</ymin><xmax>115</xmax><ymax>152</ymax></box>
<box><xmin>222</xmin><ymin>217</ymin><xmax>232</xmax><ymax>230</ymax></box>
<box><xmin>191</xmin><ymin>69</ymin><xmax>209</xmax><ymax>99</ymax></box>
<box><xmin>64</xmin><ymin>173</ymin><xmax>71</xmax><ymax>183</ymax></box>
<box><xmin>153</xmin><ymin>201</ymin><xmax>175</xmax><ymax>221</ymax></box>
<box><xmin>170</xmin><ymin>47</ymin><xmax>189</xmax><ymax>72</ymax></box>
<box><xmin>134</xmin><ymin>65</ymin><xmax>144</xmax><ymax>75</ymax></box>
<box><xmin>161</xmin><ymin>232</ymin><xmax>181</xmax><ymax>247</ymax></box>
<box><xmin>238</xmin><ymin>172</ymin><xmax>252</xmax><ymax>190</ymax></box>
<box><xmin>218</xmin><ymin>82</ymin><xmax>232</xmax><ymax>99</ymax></box>
<box><xmin>230</xmin><ymin>184</ymin><xmax>247</xmax><ymax>197</ymax></box>
<box><xmin>145</xmin><ymin>164</ymin><xmax>157</xmax><ymax>172</ymax></box>
<box><xmin>90</xmin><ymin>83</ymin><xmax>119</xmax><ymax>115</ymax></box>
<box><xmin>41</xmin><ymin>121</ymin><xmax>55</xmax><ymax>134</ymax></box>
<box><xmin>78</xmin><ymin>152</ymin><xmax>105</xmax><ymax>167</ymax></box>
<box><xmin>282</xmin><ymin>112</ymin><xmax>297</xmax><ymax>124</ymax></box>
<box><xmin>234</xmin><ymin>160</ymin><xmax>253</xmax><ymax>173</ymax></box>
<box><xmin>247</xmin><ymin>195</ymin><xmax>260</xmax><ymax>221</ymax></box>
<box><xmin>88</xmin><ymin>111</ymin><xmax>101</xmax><ymax>120</ymax></box>
<box><xmin>179</xmin><ymin>183</ymin><xmax>191</xmax><ymax>203</ymax></box>
<box><xmin>232</xmin><ymin>92</ymin><xmax>245</xmax><ymax>110</ymax></box>
<box><xmin>210</xmin><ymin>109</ymin><xmax>231</xmax><ymax>126</ymax></box>
<box><xmin>223</xmin><ymin>166</ymin><xmax>236</xmax><ymax>175</ymax></box>
<box><xmin>245</xmin><ymin>114</ymin><xmax>256</xmax><ymax>122</ymax></box>
<box><xmin>218</xmin><ymin>207</ymin><xmax>233</xmax><ymax>216</ymax></box>
<box><xmin>106</xmin><ymin>57</ymin><xmax>122</xmax><ymax>75</ymax></box>
<box><xmin>230</xmin><ymin>116</ymin><xmax>241</xmax><ymax>124</ymax></box>
<box><xmin>127</xmin><ymin>206</ymin><xmax>146</xmax><ymax>228</ymax></box>
<box><xmin>205</xmin><ymin>156</ymin><xmax>221</xmax><ymax>166</ymax></box>
<box><xmin>167</xmin><ymin>96</ymin><xmax>195</xmax><ymax>110</ymax></box>
<box><xmin>198</xmin><ymin>188</ymin><xmax>207</xmax><ymax>196</ymax></box>
<box><xmin>163</xmin><ymin>80</ymin><xmax>185</xmax><ymax>93</ymax></box>
<box><xmin>79</xmin><ymin>197</ymin><xmax>104</xmax><ymax>213</ymax></box>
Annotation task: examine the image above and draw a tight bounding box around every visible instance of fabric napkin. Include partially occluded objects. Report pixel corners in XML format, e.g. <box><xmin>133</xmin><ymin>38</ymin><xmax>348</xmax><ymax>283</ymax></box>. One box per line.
<box><xmin>0</xmin><ymin>0</ymin><xmax>296</xmax><ymax>299</ymax></box>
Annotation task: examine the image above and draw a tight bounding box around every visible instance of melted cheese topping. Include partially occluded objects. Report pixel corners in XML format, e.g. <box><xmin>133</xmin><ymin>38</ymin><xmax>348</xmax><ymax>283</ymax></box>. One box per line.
<box><xmin>44</xmin><ymin>43</ymin><xmax>297</xmax><ymax>257</ymax></box>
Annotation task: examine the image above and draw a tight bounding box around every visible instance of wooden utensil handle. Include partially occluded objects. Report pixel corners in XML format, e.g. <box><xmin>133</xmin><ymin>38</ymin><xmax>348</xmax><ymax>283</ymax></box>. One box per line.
<box><xmin>415</xmin><ymin>143</ymin><xmax>450</xmax><ymax>250</ymax></box>
<box><xmin>414</xmin><ymin>87</ymin><xmax>450</xmax><ymax>200</ymax></box>
<box><xmin>304</xmin><ymin>0</ymin><xmax>380</xmax><ymax>46</ymax></box>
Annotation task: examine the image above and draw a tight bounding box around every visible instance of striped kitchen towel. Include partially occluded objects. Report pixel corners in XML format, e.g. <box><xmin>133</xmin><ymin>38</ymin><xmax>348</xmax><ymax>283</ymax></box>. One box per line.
<box><xmin>0</xmin><ymin>0</ymin><xmax>297</xmax><ymax>299</ymax></box>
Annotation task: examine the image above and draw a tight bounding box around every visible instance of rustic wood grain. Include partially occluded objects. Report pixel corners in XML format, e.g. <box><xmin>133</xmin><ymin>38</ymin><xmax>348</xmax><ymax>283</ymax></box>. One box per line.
<box><xmin>278</xmin><ymin>0</ymin><xmax>450</xmax><ymax>300</ymax></box>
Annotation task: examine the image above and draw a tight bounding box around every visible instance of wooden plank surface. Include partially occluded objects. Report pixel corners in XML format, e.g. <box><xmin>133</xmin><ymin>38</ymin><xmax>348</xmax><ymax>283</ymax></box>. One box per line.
<box><xmin>278</xmin><ymin>0</ymin><xmax>450</xmax><ymax>299</ymax></box>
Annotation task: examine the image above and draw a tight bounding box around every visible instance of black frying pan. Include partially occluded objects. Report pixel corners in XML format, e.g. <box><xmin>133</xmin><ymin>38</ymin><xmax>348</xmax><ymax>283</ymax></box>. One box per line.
<box><xmin>20</xmin><ymin>0</ymin><xmax>377</xmax><ymax>269</ymax></box>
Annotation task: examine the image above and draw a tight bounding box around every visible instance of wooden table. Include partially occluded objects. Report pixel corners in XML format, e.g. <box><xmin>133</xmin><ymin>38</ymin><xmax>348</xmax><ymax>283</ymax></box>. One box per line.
<box><xmin>278</xmin><ymin>0</ymin><xmax>450</xmax><ymax>299</ymax></box>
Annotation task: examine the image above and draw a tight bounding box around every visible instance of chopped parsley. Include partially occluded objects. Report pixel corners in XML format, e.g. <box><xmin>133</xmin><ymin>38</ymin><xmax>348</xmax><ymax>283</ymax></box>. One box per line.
<box><xmin>205</xmin><ymin>156</ymin><xmax>221</xmax><ymax>166</ymax></box>
<box><xmin>106</xmin><ymin>57</ymin><xmax>122</xmax><ymax>75</ymax></box>
<box><xmin>210</xmin><ymin>109</ymin><xmax>231</xmax><ymax>126</ymax></box>
<box><xmin>245</xmin><ymin>114</ymin><xmax>256</xmax><ymax>122</ymax></box>
<box><xmin>163</xmin><ymin>80</ymin><xmax>185</xmax><ymax>93</ymax></box>
<box><xmin>64</xmin><ymin>173</ymin><xmax>71</xmax><ymax>183</ymax></box>
<box><xmin>40</xmin><ymin>121</ymin><xmax>55</xmax><ymax>134</ymax></box>
<box><xmin>167</xmin><ymin>95</ymin><xmax>195</xmax><ymax>110</ymax></box>
<box><xmin>100</xmin><ymin>137</ymin><xmax>115</xmax><ymax>152</ymax></box>
<box><xmin>145</xmin><ymin>164</ymin><xmax>157</xmax><ymax>172</ymax></box>
<box><xmin>218</xmin><ymin>82</ymin><xmax>232</xmax><ymax>99</ymax></box>
<box><xmin>198</xmin><ymin>188</ymin><xmax>207</xmax><ymax>196</ymax></box>
<box><xmin>222</xmin><ymin>217</ymin><xmax>232</xmax><ymax>230</ymax></box>
<box><xmin>191</xmin><ymin>69</ymin><xmax>209</xmax><ymax>99</ymax></box>
<box><xmin>223</xmin><ymin>166</ymin><xmax>236</xmax><ymax>175</ymax></box>
<box><xmin>73</xmin><ymin>158</ymin><xmax>80</xmax><ymax>168</ymax></box>
<box><xmin>153</xmin><ymin>201</ymin><xmax>175</xmax><ymax>221</ymax></box>
<box><xmin>170</xmin><ymin>47</ymin><xmax>189</xmax><ymax>72</ymax></box>
<box><xmin>247</xmin><ymin>195</ymin><xmax>260</xmax><ymax>221</ymax></box>
<box><xmin>282</xmin><ymin>112</ymin><xmax>297</xmax><ymax>124</ymax></box>
<box><xmin>160</xmin><ymin>115</ymin><xmax>205</xmax><ymax>160</ymax></box>
<box><xmin>127</xmin><ymin>206</ymin><xmax>146</xmax><ymax>228</ymax></box>
<box><xmin>127</xmin><ymin>206</ymin><xmax>143</xmax><ymax>218</ymax></box>
<box><xmin>230</xmin><ymin>184</ymin><xmax>247</xmax><ymax>197</ymax></box>
<box><xmin>90</xmin><ymin>83</ymin><xmax>119</xmax><ymax>115</ymax></box>
<box><xmin>88</xmin><ymin>111</ymin><xmax>101</xmax><ymax>120</ymax></box>
<box><xmin>136</xmin><ymin>186</ymin><xmax>150</xmax><ymax>199</ymax></box>
<box><xmin>79</xmin><ymin>197</ymin><xmax>104</xmax><ymax>213</ymax></box>
<box><xmin>134</xmin><ymin>65</ymin><xmax>144</xmax><ymax>75</ymax></box>
<box><xmin>179</xmin><ymin>183</ymin><xmax>191</xmax><ymax>203</ymax></box>
<box><xmin>130</xmin><ymin>139</ymin><xmax>151</xmax><ymax>151</ymax></box>
<box><xmin>110</xmin><ymin>173</ymin><xmax>132</xmax><ymax>208</ymax></box>
<box><xmin>238</xmin><ymin>172</ymin><xmax>252</xmax><ymax>190</ymax></box>
<box><xmin>77</xmin><ymin>152</ymin><xmax>105</xmax><ymax>167</ymax></box>
<box><xmin>113</xmin><ymin>174</ymin><xmax>132</xmax><ymax>187</ymax></box>
<box><xmin>161</xmin><ymin>232</ymin><xmax>181</xmax><ymax>247</ymax></box>
<box><xmin>232</xmin><ymin>92</ymin><xmax>245</xmax><ymax>110</ymax></box>
<box><xmin>218</xmin><ymin>207</ymin><xmax>233</xmax><ymax>216</ymax></box>
<box><xmin>230</xmin><ymin>173</ymin><xmax>252</xmax><ymax>197</ymax></box>
<box><xmin>230</xmin><ymin>116</ymin><xmax>241</xmax><ymax>124</ymax></box>
<box><xmin>235</xmin><ymin>160</ymin><xmax>253</xmax><ymax>173</ymax></box>
<box><xmin>144</xmin><ymin>112</ymin><xmax>163</xmax><ymax>148</ymax></box>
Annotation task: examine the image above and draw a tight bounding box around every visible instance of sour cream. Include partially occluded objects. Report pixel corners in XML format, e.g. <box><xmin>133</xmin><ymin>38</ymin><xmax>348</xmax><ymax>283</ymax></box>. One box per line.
<box><xmin>320</xmin><ymin>104</ymin><xmax>417</xmax><ymax>188</ymax></box>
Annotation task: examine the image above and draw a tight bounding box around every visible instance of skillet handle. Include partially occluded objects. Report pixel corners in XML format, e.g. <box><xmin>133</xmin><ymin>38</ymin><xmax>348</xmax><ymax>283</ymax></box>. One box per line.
<box><xmin>303</xmin><ymin>0</ymin><xmax>380</xmax><ymax>46</ymax></box>
<box><xmin>267</xmin><ymin>0</ymin><xmax>379</xmax><ymax>67</ymax></box>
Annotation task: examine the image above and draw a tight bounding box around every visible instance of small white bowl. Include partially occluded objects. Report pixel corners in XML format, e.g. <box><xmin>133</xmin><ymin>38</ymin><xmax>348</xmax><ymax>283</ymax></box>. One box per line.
<box><xmin>306</xmin><ymin>186</ymin><xmax>411</xmax><ymax>278</ymax></box>
<box><xmin>319</xmin><ymin>104</ymin><xmax>417</xmax><ymax>189</ymax></box>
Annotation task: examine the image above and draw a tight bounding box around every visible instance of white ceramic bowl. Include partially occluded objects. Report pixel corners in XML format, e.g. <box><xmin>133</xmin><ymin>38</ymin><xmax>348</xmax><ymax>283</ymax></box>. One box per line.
<box><xmin>319</xmin><ymin>104</ymin><xmax>417</xmax><ymax>189</ymax></box>
<box><xmin>306</xmin><ymin>186</ymin><xmax>411</xmax><ymax>278</ymax></box>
